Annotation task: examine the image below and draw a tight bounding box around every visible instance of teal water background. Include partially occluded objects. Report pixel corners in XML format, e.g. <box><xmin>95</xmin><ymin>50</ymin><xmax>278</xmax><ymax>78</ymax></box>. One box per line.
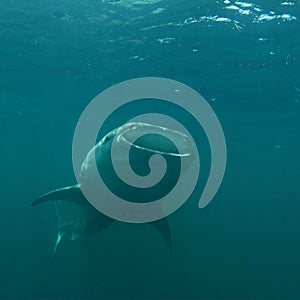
<box><xmin>1</xmin><ymin>0</ymin><xmax>300</xmax><ymax>299</ymax></box>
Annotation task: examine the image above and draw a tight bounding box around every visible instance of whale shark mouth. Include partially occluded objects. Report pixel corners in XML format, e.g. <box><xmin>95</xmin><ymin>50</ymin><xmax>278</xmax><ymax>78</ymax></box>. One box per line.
<box><xmin>117</xmin><ymin>122</ymin><xmax>193</xmax><ymax>157</ymax></box>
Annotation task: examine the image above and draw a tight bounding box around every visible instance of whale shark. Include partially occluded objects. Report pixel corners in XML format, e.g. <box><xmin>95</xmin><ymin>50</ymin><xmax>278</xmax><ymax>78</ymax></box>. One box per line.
<box><xmin>32</xmin><ymin>122</ymin><xmax>194</xmax><ymax>255</ymax></box>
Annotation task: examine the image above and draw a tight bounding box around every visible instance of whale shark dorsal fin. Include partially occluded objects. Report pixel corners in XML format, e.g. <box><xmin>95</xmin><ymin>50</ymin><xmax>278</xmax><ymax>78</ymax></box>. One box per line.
<box><xmin>149</xmin><ymin>217</ymin><xmax>172</xmax><ymax>253</ymax></box>
<box><xmin>32</xmin><ymin>184</ymin><xmax>88</xmax><ymax>207</ymax></box>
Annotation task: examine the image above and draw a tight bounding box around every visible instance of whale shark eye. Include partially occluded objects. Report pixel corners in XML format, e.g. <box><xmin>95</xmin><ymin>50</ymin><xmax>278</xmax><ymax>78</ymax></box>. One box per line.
<box><xmin>100</xmin><ymin>133</ymin><xmax>111</xmax><ymax>144</ymax></box>
<box><xmin>103</xmin><ymin>136</ymin><xmax>109</xmax><ymax>143</ymax></box>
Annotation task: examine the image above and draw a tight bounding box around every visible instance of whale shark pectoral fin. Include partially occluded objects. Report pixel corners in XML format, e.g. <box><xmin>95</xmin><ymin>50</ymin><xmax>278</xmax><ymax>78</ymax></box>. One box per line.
<box><xmin>32</xmin><ymin>184</ymin><xmax>88</xmax><ymax>207</ymax></box>
<box><xmin>149</xmin><ymin>217</ymin><xmax>172</xmax><ymax>253</ymax></box>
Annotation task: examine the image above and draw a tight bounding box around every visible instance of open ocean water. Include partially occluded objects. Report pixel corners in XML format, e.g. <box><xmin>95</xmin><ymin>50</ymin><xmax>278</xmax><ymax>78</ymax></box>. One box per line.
<box><xmin>1</xmin><ymin>0</ymin><xmax>300</xmax><ymax>299</ymax></box>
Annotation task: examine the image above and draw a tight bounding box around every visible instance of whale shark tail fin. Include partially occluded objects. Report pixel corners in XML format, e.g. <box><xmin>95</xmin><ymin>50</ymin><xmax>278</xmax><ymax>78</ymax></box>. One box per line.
<box><xmin>54</xmin><ymin>223</ymin><xmax>70</xmax><ymax>255</ymax></box>
<box><xmin>32</xmin><ymin>184</ymin><xmax>88</xmax><ymax>207</ymax></box>
<box><xmin>150</xmin><ymin>217</ymin><xmax>172</xmax><ymax>253</ymax></box>
<box><xmin>52</xmin><ymin>222</ymin><xmax>76</xmax><ymax>262</ymax></box>
<box><xmin>53</xmin><ymin>221</ymin><xmax>83</xmax><ymax>254</ymax></box>
<box><xmin>53</xmin><ymin>201</ymin><xmax>85</xmax><ymax>257</ymax></box>
<box><xmin>32</xmin><ymin>186</ymin><xmax>87</xmax><ymax>257</ymax></box>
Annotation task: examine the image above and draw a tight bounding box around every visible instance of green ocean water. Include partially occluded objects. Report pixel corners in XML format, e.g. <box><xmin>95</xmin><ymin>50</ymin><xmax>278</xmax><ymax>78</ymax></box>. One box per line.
<box><xmin>1</xmin><ymin>0</ymin><xmax>300</xmax><ymax>299</ymax></box>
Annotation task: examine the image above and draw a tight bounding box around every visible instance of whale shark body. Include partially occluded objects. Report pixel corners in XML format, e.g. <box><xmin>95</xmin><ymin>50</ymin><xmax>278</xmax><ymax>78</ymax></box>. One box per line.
<box><xmin>32</xmin><ymin>122</ymin><xmax>196</xmax><ymax>254</ymax></box>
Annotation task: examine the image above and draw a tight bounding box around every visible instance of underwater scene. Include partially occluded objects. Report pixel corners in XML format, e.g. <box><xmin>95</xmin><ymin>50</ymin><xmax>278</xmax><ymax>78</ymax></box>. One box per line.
<box><xmin>1</xmin><ymin>0</ymin><xmax>300</xmax><ymax>299</ymax></box>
